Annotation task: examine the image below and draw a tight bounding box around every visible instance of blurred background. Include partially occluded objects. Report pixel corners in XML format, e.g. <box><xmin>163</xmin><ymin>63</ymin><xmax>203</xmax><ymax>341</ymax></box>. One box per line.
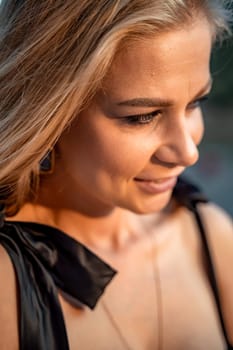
<box><xmin>185</xmin><ymin>33</ymin><xmax>233</xmax><ymax>216</ymax></box>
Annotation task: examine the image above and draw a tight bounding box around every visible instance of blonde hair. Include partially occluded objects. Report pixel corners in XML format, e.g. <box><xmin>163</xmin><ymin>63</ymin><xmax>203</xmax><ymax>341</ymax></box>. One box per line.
<box><xmin>0</xmin><ymin>0</ymin><xmax>231</xmax><ymax>215</ymax></box>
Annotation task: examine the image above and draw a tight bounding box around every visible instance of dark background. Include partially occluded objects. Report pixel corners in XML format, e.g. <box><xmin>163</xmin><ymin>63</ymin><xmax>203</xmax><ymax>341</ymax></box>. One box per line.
<box><xmin>185</xmin><ymin>33</ymin><xmax>233</xmax><ymax>216</ymax></box>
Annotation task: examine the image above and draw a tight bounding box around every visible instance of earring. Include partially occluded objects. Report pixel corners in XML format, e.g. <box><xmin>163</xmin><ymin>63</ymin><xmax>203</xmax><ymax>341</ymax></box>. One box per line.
<box><xmin>39</xmin><ymin>149</ymin><xmax>55</xmax><ymax>174</ymax></box>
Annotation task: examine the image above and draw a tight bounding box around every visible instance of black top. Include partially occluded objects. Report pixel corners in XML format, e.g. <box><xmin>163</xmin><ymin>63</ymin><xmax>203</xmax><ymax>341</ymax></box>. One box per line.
<box><xmin>0</xmin><ymin>177</ymin><xmax>232</xmax><ymax>350</ymax></box>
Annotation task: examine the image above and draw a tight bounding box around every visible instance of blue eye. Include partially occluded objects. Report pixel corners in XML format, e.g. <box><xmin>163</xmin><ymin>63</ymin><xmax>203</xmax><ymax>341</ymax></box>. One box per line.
<box><xmin>123</xmin><ymin>110</ymin><xmax>161</xmax><ymax>125</ymax></box>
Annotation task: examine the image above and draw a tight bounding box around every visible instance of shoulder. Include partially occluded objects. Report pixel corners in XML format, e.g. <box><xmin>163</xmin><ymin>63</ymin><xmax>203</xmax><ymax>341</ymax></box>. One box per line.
<box><xmin>198</xmin><ymin>202</ymin><xmax>233</xmax><ymax>257</ymax></box>
<box><xmin>197</xmin><ymin>203</ymin><xmax>233</xmax><ymax>344</ymax></box>
<box><xmin>174</xmin><ymin>176</ymin><xmax>233</xmax><ymax>243</ymax></box>
<box><xmin>0</xmin><ymin>244</ymin><xmax>19</xmax><ymax>349</ymax></box>
<box><xmin>199</xmin><ymin>202</ymin><xmax>232</xmax><ymax>234</ymax></box>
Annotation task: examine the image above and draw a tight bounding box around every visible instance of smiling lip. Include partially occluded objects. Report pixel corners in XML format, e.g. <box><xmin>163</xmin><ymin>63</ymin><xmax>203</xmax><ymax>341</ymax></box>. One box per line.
<box><xmin>134</xmin><ymin>176</ymin><xmax>178</xmax><ymax>194</ymax></box>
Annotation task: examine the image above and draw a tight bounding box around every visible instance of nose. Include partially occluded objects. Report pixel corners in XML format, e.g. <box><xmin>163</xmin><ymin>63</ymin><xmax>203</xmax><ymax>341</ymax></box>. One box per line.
<box><xmin>153</xmin><ymin>118</ymin><xmax>200</xmax><ymax>167</ymax></box>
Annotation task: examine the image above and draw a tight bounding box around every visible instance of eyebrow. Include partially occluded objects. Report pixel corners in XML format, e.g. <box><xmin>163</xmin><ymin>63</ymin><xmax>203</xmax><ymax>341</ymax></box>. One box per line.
<box><xmin>116</xmin><ymin>78</ymin><xmax>213</xmax><ymax>108</ymax></box>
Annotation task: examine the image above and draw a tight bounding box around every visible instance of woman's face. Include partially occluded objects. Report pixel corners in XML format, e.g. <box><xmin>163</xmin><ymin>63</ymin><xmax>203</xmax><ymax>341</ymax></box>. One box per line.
<box><xmin>57</xmin><ymin>17</ymin><xmax>212</xmax><ymax>215</ymax></box>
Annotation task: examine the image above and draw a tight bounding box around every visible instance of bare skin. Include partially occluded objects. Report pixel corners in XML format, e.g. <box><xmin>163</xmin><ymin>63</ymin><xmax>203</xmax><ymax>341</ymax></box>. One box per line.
<box><xmin>57</xmin><ymin>205</ymin><xmax>231</xmax><ymax>350</ymax></box>
<box><xmin>1</xmin><ymin>205</ymin><xmax>232</xmax><ymax>350</ymax></box>
<box><xmin>1</xmin><ymin>16</ymin><xmax>233</xmax><ymax>350</ymax></box>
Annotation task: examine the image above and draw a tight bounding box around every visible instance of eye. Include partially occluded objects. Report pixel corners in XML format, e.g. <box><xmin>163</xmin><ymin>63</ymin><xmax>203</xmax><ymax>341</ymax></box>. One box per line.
<box><xmin>122</xmin><ymin>110</ymin><xmax>161</xmax><ymax>125</ymax></box>
<box><xmin>188</xmin><ymin>94</ymin><xmax>209</xmax><ymax>110</ymax></box>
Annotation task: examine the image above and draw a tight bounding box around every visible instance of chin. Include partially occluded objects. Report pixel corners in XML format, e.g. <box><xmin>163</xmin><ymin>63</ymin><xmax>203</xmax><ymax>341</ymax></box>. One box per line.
<box><xmin>126</xmin><ymin>190</ymin><xmax>174</xmax><ymax>215</ymax></box>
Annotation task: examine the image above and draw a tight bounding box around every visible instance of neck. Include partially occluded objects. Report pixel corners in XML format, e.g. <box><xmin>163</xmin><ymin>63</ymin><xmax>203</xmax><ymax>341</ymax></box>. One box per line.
<box><xmin>9</xmin><ymin>176</ymin><xmax>166</xmax><ymax>253</ymax></box>
<box><xmin>10</xmin><ymin>201</ymin><xmax>156</xmax><ymax>252</ymax></box>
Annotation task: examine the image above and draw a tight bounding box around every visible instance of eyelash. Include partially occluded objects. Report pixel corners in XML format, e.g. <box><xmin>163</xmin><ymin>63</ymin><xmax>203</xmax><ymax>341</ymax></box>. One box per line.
<box><xmin>188</xmin><ymin>95</ymin><xmax>209</xmax><ymax>109</ymax></box>
<box><xmin>122</xmin><ymin>95</ymin><xmax>209</xmax><ymax>126</ymax></box>
<box><xmin>123</xmin><ymin>110</ymin><xmax>161</xmax><ymax>125</ymax></box>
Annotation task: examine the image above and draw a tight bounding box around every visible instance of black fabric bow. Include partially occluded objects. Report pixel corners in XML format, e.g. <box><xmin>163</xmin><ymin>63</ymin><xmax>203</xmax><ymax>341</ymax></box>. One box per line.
<box><xmin>0</xmin><ymin>221</ymin><xmax>116</xmax><ymax>350</ymax></box>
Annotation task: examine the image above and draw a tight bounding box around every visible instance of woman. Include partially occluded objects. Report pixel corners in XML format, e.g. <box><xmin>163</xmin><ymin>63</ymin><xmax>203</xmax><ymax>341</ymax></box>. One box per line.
<box><xmin>0</xmin><ymin>1</ymin><xmax>233</xmax><ymax>349</ymax></box>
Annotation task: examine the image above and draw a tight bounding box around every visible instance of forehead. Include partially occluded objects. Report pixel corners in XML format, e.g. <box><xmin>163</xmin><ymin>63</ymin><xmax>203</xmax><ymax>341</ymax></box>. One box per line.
<box><xmin>103</xmin><ymin>17</ymin><xmax>212</xmax><ymax>100</ymax></box>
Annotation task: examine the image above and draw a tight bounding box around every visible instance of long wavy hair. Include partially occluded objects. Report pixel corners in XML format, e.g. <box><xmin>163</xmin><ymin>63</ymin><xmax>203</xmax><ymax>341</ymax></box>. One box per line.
<box><xmin>0</xmin><ymin>0</ymin><xmax>231</xmax><ymax>215</ymax></box>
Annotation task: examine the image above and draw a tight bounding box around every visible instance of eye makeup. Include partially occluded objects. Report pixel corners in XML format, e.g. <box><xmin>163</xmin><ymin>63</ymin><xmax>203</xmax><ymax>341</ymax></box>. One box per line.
<box><xmin>121</xmin><ymin>110</ymin><xmax>162</xmax><ymax>125</ymax></box>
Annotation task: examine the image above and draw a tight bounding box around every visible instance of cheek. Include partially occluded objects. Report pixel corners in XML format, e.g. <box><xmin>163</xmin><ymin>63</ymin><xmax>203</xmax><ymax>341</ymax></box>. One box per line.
<box><xmin>74</xmin><ymin>121</ymin><xmax>155</xmax><ymax>179</ymax></box>
<box><xmin>85</xmin><ymin>129</ymin><xmax>153</xmax><ymax>178</ymax></box>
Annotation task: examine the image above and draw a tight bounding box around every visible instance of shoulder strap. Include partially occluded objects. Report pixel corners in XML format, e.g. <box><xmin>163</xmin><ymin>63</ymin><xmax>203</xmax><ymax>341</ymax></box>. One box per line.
<box><xmin>0</xmin><ymin>225</ymin><xmax>70</xmax><ymax>350</ymax></box>
<box><xmin>191</xmin><ymin>203</ymin><xmax>233</xmax><ymax>350</ymax></box>
<box><xmin>173</xmin><ymin>177</ymin><xmax>233</xmax><ymax>349</ymax></box>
